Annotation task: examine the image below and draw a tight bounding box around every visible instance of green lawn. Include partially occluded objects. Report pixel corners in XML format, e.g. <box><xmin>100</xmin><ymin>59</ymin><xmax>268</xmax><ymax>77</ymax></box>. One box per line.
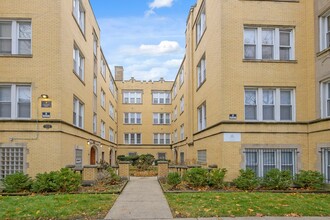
<box><xmin>0</xmin><ymin>194</ymin><xmax>117</xmax><ymax>219</ymax></box>
<box><xmin>166</xmin><ymin>192</ymin><xmax>330</xmax><ymax>218</ymax></box>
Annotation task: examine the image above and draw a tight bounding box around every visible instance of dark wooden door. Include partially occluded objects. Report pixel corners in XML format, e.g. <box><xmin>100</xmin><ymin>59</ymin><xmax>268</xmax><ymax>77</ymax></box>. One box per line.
<box><xmin>90</xmin><ymin>147</ymin><xmax>96</xmax><ymax>165</ymax></box>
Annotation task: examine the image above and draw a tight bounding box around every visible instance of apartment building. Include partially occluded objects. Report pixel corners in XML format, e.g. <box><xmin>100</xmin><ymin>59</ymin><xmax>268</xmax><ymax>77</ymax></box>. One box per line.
<box><xmin>0</xmin><ymin>0</ymin><xmax>118</xmax><ymax>179</ymax></box>
<box><xmin>1</xmin><ymin>0</ymin><xmax>330</xmax><ymax>182</ymax></box>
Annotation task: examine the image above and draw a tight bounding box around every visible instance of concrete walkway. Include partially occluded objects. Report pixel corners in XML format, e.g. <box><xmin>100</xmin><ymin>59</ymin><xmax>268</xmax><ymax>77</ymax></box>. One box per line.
<box><xmin>104</xmin><ymin>176</ymin><xmax>173</xmax><ymax>219</ymax></box>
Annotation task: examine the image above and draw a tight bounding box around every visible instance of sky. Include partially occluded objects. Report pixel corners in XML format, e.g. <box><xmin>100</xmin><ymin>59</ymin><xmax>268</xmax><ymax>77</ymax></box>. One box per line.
<box><xmin>89</xmin><ymin>0</ymin><xmax>196</xmax><ymax>81</ymax></box>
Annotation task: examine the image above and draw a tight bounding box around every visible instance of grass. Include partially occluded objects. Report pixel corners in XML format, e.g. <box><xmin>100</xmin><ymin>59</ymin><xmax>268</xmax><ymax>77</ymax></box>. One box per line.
<box><xmin>0</xmin><ymin>194</ymin><xmax>118</xmax><ymax>219</ymax></box>
<box><xmin>166</xmin><ymin>192</ymin><xmax>330</xmax><ymax>218</ymax></box>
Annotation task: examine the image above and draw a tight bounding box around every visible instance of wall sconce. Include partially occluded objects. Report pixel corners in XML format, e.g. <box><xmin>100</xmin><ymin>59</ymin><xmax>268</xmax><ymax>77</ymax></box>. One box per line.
<box><xmin>41</xmin><ymin>94</ymin><xmax>49</xmax><ymax>99</ymax></box>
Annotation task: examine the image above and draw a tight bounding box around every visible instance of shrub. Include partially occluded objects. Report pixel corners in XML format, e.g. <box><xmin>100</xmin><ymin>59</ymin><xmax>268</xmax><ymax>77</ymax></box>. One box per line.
<box><xmin>3</xmin><ymin>172</ymin><xmax>33</xmax><ymax>193</ymax></box>
<box><xmin>97</xmin><ymin>167</ymin><xmax>121</xmax><ymax>185</ymax></box>
<box><xmin>262</xmin><ymin>169</ymin><xmax>292</xmax><ymax>190</ymax></box>
<box><xmin>167</xmin><ymin>172</ymin><xmax>181</xmax><ymax>188</ymax></box>
<box><xmin>207</xmin><ymin>168</ymin><xmax>227</xmax><ymax>189</ymax></box>
<box><xmin>183</xmin><ymin>168</ymin><xmax>208</xmax><ymax>187</ymax></box>
<box><xmin>233</xmin><ymin>169</ymin><xmax>260</xmax><ymax>190</ymax></box>
<box><xmin>117</xmin><ymin>155</ymin><xmax>139</xmax><ymax>165</ymax></box>
<box><xmin>136</xmin><ymin>154</ymin><xmax>155</xmax><ymax>170</ymax></box>
<box><xmin>294</xmin><ymin>170</ymin><xmax>325</xmax><ymax>190</ymax></box>
<box><xmin>32</xmin><ymin>168</ymin><xmax>81</xmax><ymax>193</ymax></box>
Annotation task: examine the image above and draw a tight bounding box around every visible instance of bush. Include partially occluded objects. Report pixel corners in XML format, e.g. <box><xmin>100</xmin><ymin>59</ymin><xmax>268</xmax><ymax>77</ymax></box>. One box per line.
<box><xmin>97</xmin><ymin>167</ymin><xmax>121</xmax><ymax>185</ymax></box>
<box><xmin>233</xmin><ymin>169</ymin><xmax>260</xmax><ymax>190</ymax></box>
<box><xmin>208</xmin><ymin>168</ymin><xmax>227</xmax><ymax>189</ymax></box>
<box><xmin>167</xmin><ymin>172</ymin><xmax>181</xmax><ymax>188</ymax></box>
<box><xmin>32</xmin><ymin>168</ymin><xmax>81</xmax><ymax>193</ymax></box>
<box><xmin>262</xmin><ymin>169</ymin><xmax>292</xmax><ymax>190</ymax></box>
<box><xmin>117</xmin><ymin>155</ymin><xmax>139</xmax><ymax>165</ymax></box>
<box><xmin>3</xmin><ymin>172</ymin><xmax>33</xmax><ymax>193</ymax></box>
<box><xmin>294</xmin><ymin>170</ymin><xmax>325</xmax><ymax>190</ymax></box>
<box><xmin>136</xmin><ymin>154</ymin><xmax>155</xmax><ymax>170</ymax></box>
<box><xmin>183</xmin><ymin>168</ymin><xmax>208</xmax><ymax>187</ymax></box>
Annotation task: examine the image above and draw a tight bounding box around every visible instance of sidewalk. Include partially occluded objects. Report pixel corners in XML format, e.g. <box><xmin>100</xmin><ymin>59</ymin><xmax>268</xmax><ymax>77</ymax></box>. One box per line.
<box><xmin>104</xmin><ymin>177</ymin><xmax>329</xmax><ymax>220</ymax></box>
<box><xmin>104</xmin><ymin>176</ymin><xmax>173</xmax><ymax>219</ymax></box>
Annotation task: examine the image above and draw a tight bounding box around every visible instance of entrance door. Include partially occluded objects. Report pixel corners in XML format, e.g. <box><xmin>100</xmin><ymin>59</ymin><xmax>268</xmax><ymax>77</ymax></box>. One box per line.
<box><xmin>90</xmin><ymin>147</ymin><xmax>96</xmax><ymax>165</ymax></box>
<box><xmin>180</xmin><ymin>152</ymin><xmax>185</xmax><ymax>165</ymax></box>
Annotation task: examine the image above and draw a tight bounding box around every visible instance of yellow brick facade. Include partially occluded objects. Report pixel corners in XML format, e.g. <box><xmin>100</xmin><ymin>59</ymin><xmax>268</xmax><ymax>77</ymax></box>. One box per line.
<box><xmin>1</xmin><ymin>0</ymin><xmax>330</xmax><ymax>182</ymax></box>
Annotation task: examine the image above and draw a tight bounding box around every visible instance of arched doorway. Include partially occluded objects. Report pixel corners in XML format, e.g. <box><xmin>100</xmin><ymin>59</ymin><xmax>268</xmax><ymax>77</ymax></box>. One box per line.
<box><xmin>173</xmin><ymin>148</ymin><xmax>178</xmax><ymax>164</ymax></box>
<box><xmin>90</xmin><ymin>146</ymin><xmax>97</xmax><ymax>165</ymax></box>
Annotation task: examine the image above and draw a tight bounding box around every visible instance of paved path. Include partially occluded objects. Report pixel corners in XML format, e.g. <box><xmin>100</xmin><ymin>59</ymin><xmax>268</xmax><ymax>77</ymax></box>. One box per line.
<box><xmin>104</xmin><ymin>176</ymin><xmax>173</xmax><ymax>219</ymax></box>
<box><xmin>105</xmin><ymin>177</ymin><xmax>329</xmax><ymax>220</ymax></box>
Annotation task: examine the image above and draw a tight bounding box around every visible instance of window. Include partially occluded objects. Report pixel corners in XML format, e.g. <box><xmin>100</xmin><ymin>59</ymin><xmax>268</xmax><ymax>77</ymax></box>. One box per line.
<box><xmin>93</xmin><ymin>33</ymin><xmax>98</xmax><ymax>57</ymax></box>
<box><xmin>100</xmin><ymin>121</ymin><xmax>105</xmax><ymax>138</ymax></box>
<box><xmin>109</xmin><ymin>77</ymin><xmax>115</xmax><ymax>96</ymax></box>
<box><xmin>172</xmin><ymin>83</ymin><xmax>177</xmax><ymax>99</ymax></box>
<box><xmin>124</xmin><ymin>112</ymin><xmax>141</xmax><ymax>124</ymax></box>
<box><xmin>158</xmin><ymin>153</ymin><xmax>166</xmax><ymax>160</ymax></box>
<box><xmin>0</xmin><ymin>20</ymin><xmax>31</xmax><ymax>55</ymax></box>
<box><xmin>73</xmin><ymin>97</ymin><xmax>84</xmax><ymax>128</ymax></box>
<box><xmin>244</xmin><ymin>27</ymin><xmax>294</xmax><ymax>60</ymax></box>
<box><xmin>0</xmin><ymin>145</ymin><xmax>25</xmax><ymax>180</ymax></box>
<box><xmin>93</xmin><ymin>113</ymin><xmax>97</xmax><ymax>134</ymax></box>
<box><xmin>100</xmin><ymin>89</ymin><xmax>105</xmax><ymax>108</ymax></box>
<box><xmin>180</xmin><ymin>124</ymin><xmax>184</xmax><ymax>141</ymax></box>
<box><xmin>321</xmin><ymin>148</ymin><xmax>330</xmax><ymax>183</ymax></box>
<box><xmin>179</xmin><ymin>68</ymin><xmax>184</xmax><ymax>86</ymax></box>
<box><xmin>93</xmin><ymin>75</ymin><xmax>97</xmax><ymax>95</ymax></box>
<box><xmin>75</xmin><ymin>149</ymin><xmax>83</xmax><ymax>169</ymax></box>
<box><xmin>180</xmin><ymin>152</ymin><xmax>185</xmax><ymax>164</ymax></box>
<box><xmin>244</xmin><ymin>148</ymin><xmax>297</xmax><ymax>177</ymax></box>
<box><xmin>197</xmin><ymin>150</ymin><xmax>207</xmax><ymax>163</ymax></box>
<box><xmin>153</xmin><ymin>113</ymin><xmax>171</xmax><ymax>125</ymax></box>
<box><xmin>124</xmin><ymin>133</ymin><xmax>141</xmax><ymax>144</ymax></box>
<box><xmin>153</xmin><ymin>133</ymin><xmax>171</xmax><ymax>144</ymax></box>
<box><xmin>123</xmin><ymin>91</ymin><xmax>142</xmax><ymax>104</ymax></box>
<box><xmin>196</xmin><ymin>6</ymin><xmax>206</xmax><ymax>44</ymax></box>
<box><xmin>244</xmin><ymin>88</ymin><xmax>294</xmax><ymax>121</ymax></box>
<box><xmin>180</xmin><ymin>96</ymin><xmax>184</xmax><ymax>113</ymax></box>
<box><xmin>173</xmin><ymin>130</ymin><xmax>178</xmax><ymax>143</ymax></box>
<box><xmin>152</xmin><ymin>91</ymin><xmax>171</xmax><ymax>104</ymax></box>
<box><xmin>197</xmin><ymin>56</ymin><xmax>206</xmax><ymax>88</ymax></box>
<box><xmin>321</xmin><ymin>81</ymin><xmax>330</xmax><ymax>118</ymax></box>
<box><xmin>109</xmin><ymin>128</ymin><xmax>115</xmax><ymax>142</ymax></box>
<box><xmin>173</xmin><ymin>106</ymin><xmax>177</xmax><ymax>121</ymax></box>
<box><xmin>0</xmin><ymin>85</ymin><xmax>31</xmax><ymax>119</ymax></box>
<box><xmin>101</xmin><ymin>58</ymin><xmax>106</xmax><ymax>78</ymax></box>
<box><xmin>109</xmin><ymin>102</ymin><xmax>115</xmax><ymax>119</ymax></box>
<box><xmin>73</xmin><ymin>45</ymin><xmax>84</xmax><ymax>81</ymax></box>
<box><xmin>319</xmin><ymin>13</ymin><xmax>330</xmax><ymax>51</ymax></box>
<box><xmin>198</xmin><ymin>103</ymin><xmax>206</xmax><ymax>131</ymax></box>
<box><xmin>73</xmin><ymin>0</ymin><xmax>85</xmax><ymax>33</ymax></box>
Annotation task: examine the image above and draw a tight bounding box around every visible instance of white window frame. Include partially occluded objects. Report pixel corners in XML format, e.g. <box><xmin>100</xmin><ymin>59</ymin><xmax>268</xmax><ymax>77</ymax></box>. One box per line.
<box><xmin>73</xmin><ymin>45</ymin><xmax>84</xmax><ymax>81</ymax></box>
<box><xmin>179</xmin><ymin>68</ymin><xmax>184</xmax><ymax>86</ymax></box>
<box><xmin>244</xmin><ymin>27</ymin><xmax>295</xmax><ymax>60</ymax></box>
<box><xmin>124</xmin><ymin>112</ymin><xmax>142</xmax><ymax>124</ymax></box>
<box><xmin>153</xmin><ymin>133</ymin><xmax>171</xmax><ymax>145</ymax></box>
<box><xmin>109</xmin><ymin>77</ymin><xmax>115</xmax><ymax>96</ymax></box>
<box><xmin>100</xmin><ymin>120</ymin><xmax>105</xmax><ymax>138</ymax></box>
<box><xmin>0</xmin><ymin>84</ymin><xmax>31</xmax><ymax>119</ymax></box>
<box><xmin>152</xmin><ymin>91</ymin><xmax>171</xmax><ymax>104</ymax></box>
<box><xmin>0</xmin><ymin>20</ymin><xmax>32</xmax><ymax>55</ymax></box>
<box><xmin>197</xmin><ymin>56</ymin><xmax>206</xmax><ymax>88</ymax></box>
<box><xmin>93</xmin><ymin>33</ymin><xmax>98</xmax><ymax>57</ymax></box>
<box><xmin>123</xmin><ymin>91</ymin><xmax>142</xmax><ymax>104</ymax></box>
<box><xmin>93</xmin><ymin>75</ymin><xmax>97</xmax><ymax>95</ymax></box>
<box><xmin>153</xmin><ymin>113</ymin><xmax>171</xmax><ymax>125</ymax></box>
<box><xmin>180</xmin><ymin>124</ymin><xmax>185</xmax><ymax>141</ymax></box>
<box><xmin>173</xmin><ymin>130</ymin><xmax>178</xmax><ymax>143</ymax></box>
<box><xmin>100</xmin><ymin>89</ymin><xmax>105</xmax><ymax>108</ymax></box>
<box><xmin>180</xmin><ymin>96</ymin><xmax>184</xmax><ymax>113</ymax></box>
<box><xmin>196</xmin><ymin>5</ymin><xmax>206</xmax><ymax>44</ymax></box>
<box><xmin>197</xmin><ymin>150</ymin><xmax>207</xmax><ymax>164</ymax></box>
<box><xmin>101</xmin><ymin>58</ymin><xmax>106</xmax><ymax>79</ymax></box>
<box><xmin>73</xmin><ymin>0</ymin><xmax>85</xmax><ymax>33</ymax></box>
<box><xmin>73</xmin><ymin>97</ymin><xmax>84</xmax><ymax>128</ymax></box>
<box><xmin>198</xmin><ymin>102</ymin><xmax>206</xmax><ymax>131</ymax></box>
<box><xmin>321</xmin><ymin>148</ymin><xmax>330</xmax><ymax>183</ymax></box>
<box><xmin>172</xmin><ymin>84</ymin><xmax>177</xmax><ymax>99</ymax></box>
<box><xmin>109</xmin><ymin>128</ymin><xmax>115</xmax><ymax>142</ymax></box>
<box><xmin>244</xmin><ymin>88</ymin><xmax>295</xmax><ymax>122</ymax></box>
<box><xmin>109</xmin><ymin>102</ymin><xmax>115</xmax><ymax>119</ymax></box>
<box><xmin>173</xmin><ymin>106</ymin><xmax>177</xmax><ymax>121</ymax></box>
<box><xmin>124</xmin><ymin>133</ymin><xmax>142</xmax><ymax>144</ymax></box>
<box><xmin>244</xmin><ymin>148</ymin><xmax>297</xmax><ymax>177</ymax></box>
<box><xmin>93</xmin><ymin>113</ymin><xmax>97</xmax><ymax>134</ymax></box>
<box><xmin>319</xmin><ymin>12</ymin><xmax>330</xmax><ymax>51</ymax></box>
<box><xmin>320</xmin><ymin>81</ymin><xmax>330</xmax><ymax>118</ymax></box>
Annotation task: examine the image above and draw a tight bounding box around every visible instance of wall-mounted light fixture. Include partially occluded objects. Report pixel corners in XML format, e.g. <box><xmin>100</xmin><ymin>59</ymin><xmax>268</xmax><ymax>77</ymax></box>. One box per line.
<box><xmin>41</xmin><ymin>94</ymin><xmax>49</xmax><ymax>99</ymax></box>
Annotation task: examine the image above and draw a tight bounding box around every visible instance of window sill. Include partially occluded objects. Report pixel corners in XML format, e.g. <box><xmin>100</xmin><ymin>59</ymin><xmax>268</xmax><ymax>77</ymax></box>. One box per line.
<box><xmin>0</xmin><ymin>54</ymin><xmax>32</xmax><ymax>58</ymax></box>
<box><xmin>72</xmin><ymin>70</ymin><xmax>85</xmax><ymax>86</ymax></box>
<box><xmin>123</xmin><ymin>123</ymin><xmax>142</xmax><ymax>125</ymax></box>
<box><xmin>122</xmin><ymin>103</ymin><xmax>143</xmax><ymax>105</ymax></box>
<box><xmin>243</xmin><ymin>59</ymin><xmax>297</xmax><ymax>64</ymax></box>
<box><xmin>316</xmin><ymin>47</ymin><xmax>330</xmax><ymax>57</ymax></box>
<box><xmin>152</xmin><ymin>103</ymin><xmax>172</xmax><ymax>105</ymax></box>
<box><xmin>153</xmin><ymin>124</ymin><xmax>171</xmax><ymax>126</ymax></box>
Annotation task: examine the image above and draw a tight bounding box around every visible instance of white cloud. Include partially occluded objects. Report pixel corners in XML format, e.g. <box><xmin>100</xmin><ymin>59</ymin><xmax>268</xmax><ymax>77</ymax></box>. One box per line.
<box><xmin>164</xmin><ymin>59</ymin><xmax>182</xmax><ymax>68</ymax></box>
<box><xmin>139</xmin><ymin>41</ymin><xmax>180</xmax><ymax>55</ymax></box>
<box><xmin>130</xmin><ymin>67</ymin><xmax>170</xmax><ymax>81</ymax></box>
<box><xmin>146</xmin><ymin>0</ymin><xmax>174</xmax><ymax>16</ymax></box>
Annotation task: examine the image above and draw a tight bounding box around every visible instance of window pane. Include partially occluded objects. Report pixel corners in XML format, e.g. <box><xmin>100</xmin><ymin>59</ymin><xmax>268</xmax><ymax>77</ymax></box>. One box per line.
<box><xmin>18</xmin><ymin>103</ymin><xmax>30</xmax><ymax>118</ymax></box>
<box><xmin>263</xmin><ymin>151</ymin><xmax>276</xmax><ymax>176</ymax></box>
<box><xmin>0</xmin><ymin>103</ymin><xmax>11</xmax><ymax>117</ymax></box>
<box><xmin>18</xmin><ymin>39</ymin><xmax>31</xmax><ymax>54</ymax></box>
<box><xmin>245</xmin><ymin>106</ymin><xmax>257</xmax><ymax>120</ymax></box>
<box><xmin>263</xmin><ymin>106</ymin><xmax>275</xmax><ymax>120</ymax></box>
<box><xmin>280</xmin><ymin>106</ymin><xmax>292</xmax><ymax>120</ymax></box>
<box><xmin>18</xmin><ymin>22</ymin><xmax>32</xmax><ymax>39</ymax></box>
<box><xmin>245</xmin><ymin>90</ymin><xmax>256</xmax><ymax>105</ymax></box>
<box><xmin>0</xmin><ymin>22</ymin><xmax>11</xmax><ymax>38</ymax></box>
<box><xmin>262</xmin><ymin>29</ymin><xmax>274</xmax><ymax>45</ymax></box>
<box><xmin>17</xmin><ymin>87</ymin><xmax>31</xmax><ymax>103</ymax></box>
<box><xmin>263</xmin><ymin>90</ymin><xmax>274</xmax><ymax>104</ymax></box>
<box><xmin>280</xmin><ymin>32</ymin><xmax>290</xmax><ymax>46</ymax></box>
<box><xmin>281</xmin><ymin>151</ymin><xmax>293</xmax><ymax>174</ymax></box>
<box><xmin>0</xmin><ymin>39</ymin><xmax>11</xmax><ymax>54</ymax></box>
<box><xmin>0</xmin><ymin>86</ymin><xmax>11</xmax><ymax>102</ymax></box>
<box><xmin>280</xmin><ymin>48</ymin><xmax>290</xmax><ymax>60</ymax></box>
<box><xmin>327</xmin><ymin>100</ymin><xmax>330</xmax><ymax>117</ymax></box>
<box><xmin>262</xmin><ymin>46</ymin><xmax>273</xmax><ymax>59</ymax></box>
<box><xmin>280</xmin><ymin>91</ymin><xmax>291</xmax><ymax>105</ymax></box>
<box><xmin>246</xmin><ymin>151</ymin><xmax>258</xmax><ymax>175</ymax></box>
<box><xmin>244</xmin><ymin>45</ymin><xmax>256</xmax><ymax>59</ymax></box>
<box><xmin>244</xmin><ymin>29</ymin><xmax>256</xmax><ymax>44</ymax></box>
